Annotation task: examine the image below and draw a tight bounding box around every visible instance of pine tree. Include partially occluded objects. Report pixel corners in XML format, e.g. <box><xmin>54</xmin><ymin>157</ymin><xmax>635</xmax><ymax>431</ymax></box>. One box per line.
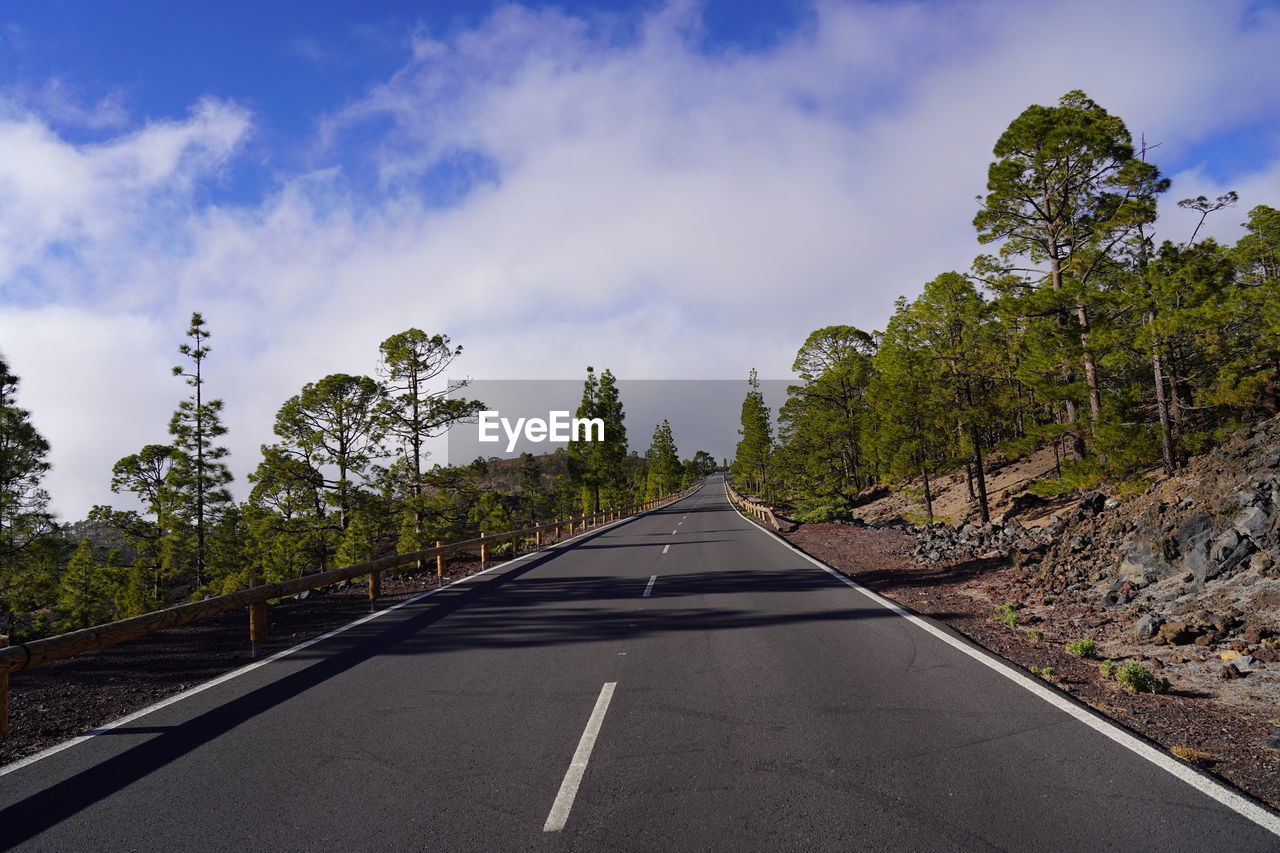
<box><xmin>776</xmin><ymin>326</ymin><xmax>875</xmax><ymax>505</ymax></box>
<box><xmin>567</xmin><ymin>367</ymin><xmax>629</xmax><ymax>512</ymax></box>
<box><xmin>169</xmin><ymin>312</ymin><xmax>233</xmax><ymax>589</ymax></box>
<box><xmin>1233</xmin><ymin>205</ymin><xmax>1280</xmax><ymax>406</ymax></box>
<box><xmin>245</xmin><ymin>445</ymin><xmax>332</xmax><ymax>578</ymax></box>
<box><xmin>273</xmin><ymin>373</ymin><xmax>387</xmax><ymax>530</ymax></box>
<box><xmin>57</xmin><ymin>538</ymin><xmax>111</xmax><ymax>630</ymax></box>
<box><xmin>593</xmin><ymin>369</ymin><xmax>629</xmax><ymax>509</ymax></box>
<box><xmin>732</xmin><ymin>369</ymin><xmax>773</xmax><ymax>498</ymax></box>
<box><xmin>0</xmin><ymin>354</ymin><xmax>57</xmax><ymax>636</ymax></box>
<box><xmin>864</xmin><ymin>299</ymin><xmax>950</xmax><ymax>520</ymax></box>
<box><xmin>975</xmin><ymin>90</ymin><xmax>1167</xmax><ymax>458</ymax></box>
<box><xmin>644</xmin><ymin>421</ymin><xmax>681</xmax><ymax>499</ymax></box>
<box><xmin>911</xmin><ymin>273</ymin><xmax>1005</xmax><ymax>522</ymax></box>
<box><xmin>378</xmin><ymin>330</ymin><xmax>483</xmax><ymax>562</ymax></box>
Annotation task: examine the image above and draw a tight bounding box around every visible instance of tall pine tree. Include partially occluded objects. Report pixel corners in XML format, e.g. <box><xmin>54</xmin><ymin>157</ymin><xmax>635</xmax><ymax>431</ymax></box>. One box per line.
<box><xmin>732</xmin><ymin>369</ymin><xmax>773</xmax><ymax>498</ymax></box>
<box><xmin>0</xmin><ymin>354</ymin><xmax>57</xmax><ymax>637</ymax></box>
<box><xmin>169</xmin><ymin>312</ymin><xmax>233</xmax><ymax>589</ymax></box>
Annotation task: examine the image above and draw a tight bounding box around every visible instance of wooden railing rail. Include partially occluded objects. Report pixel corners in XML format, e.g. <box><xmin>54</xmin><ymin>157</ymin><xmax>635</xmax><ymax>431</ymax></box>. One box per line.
<box><xmin>0</xmin><ymin>483</ymin><xmax>700</xmax><ymax>735</ymax></box>
<box><xmin>725</xmin><ymin>481</ymin><xmax>781</xmax><ymax>532</ymax></box>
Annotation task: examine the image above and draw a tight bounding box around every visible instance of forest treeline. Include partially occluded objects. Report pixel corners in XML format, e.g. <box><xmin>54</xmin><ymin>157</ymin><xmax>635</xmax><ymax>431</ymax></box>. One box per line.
<box><xmin>734</xmin><ymin>90</ymin><xmax>1279</xmax><ymax>524</ymax></box>
<box><xmin>0</xmin><ymin>328</ymin><xmax>714</xmax><ymax>639</ymax></box>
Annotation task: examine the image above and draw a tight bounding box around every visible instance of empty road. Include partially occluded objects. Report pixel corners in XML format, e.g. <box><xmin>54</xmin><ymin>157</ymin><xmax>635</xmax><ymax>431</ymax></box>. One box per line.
<box><xmin>2</xmin><ymin>475</ymin><xmax>1277</xmax><ymax>851</ymax></box>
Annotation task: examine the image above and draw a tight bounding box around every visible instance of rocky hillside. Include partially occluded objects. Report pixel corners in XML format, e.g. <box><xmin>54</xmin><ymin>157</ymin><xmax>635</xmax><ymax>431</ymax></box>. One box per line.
<box><xmin>1025</xmin><ymin>417</ymin><xmax>1280</xmax><ymax>661</ymax></box>
<box><xmin>874</xmin><ymin>415</ymin><xmax>1280</xmax><ymax>702</ymax></box>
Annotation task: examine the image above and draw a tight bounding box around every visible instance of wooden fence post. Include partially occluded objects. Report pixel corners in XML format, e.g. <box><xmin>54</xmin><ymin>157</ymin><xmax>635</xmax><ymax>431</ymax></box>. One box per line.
<box><xmin>480</xmin><ymin>532</ymin><xmax>489</xmax><ymax>567</ymax></box>
<box><xmin>368</xmin><ymin>568</ymin><xmax>381</xmax><ymax>610</ymax></box>
<box><xmin>436</xmin><ymin>541</ymin><xmax>446</xmax><ymax>584</ymax></box>
<box><xmin>248</xmin><ymin>580</ymin><xmax>267</xmax><ymax>660</ymax></box>
<box><xmin>535</xmin><ymin>528</ymin><xmax>543</xmax><ymax>548</ymax></box>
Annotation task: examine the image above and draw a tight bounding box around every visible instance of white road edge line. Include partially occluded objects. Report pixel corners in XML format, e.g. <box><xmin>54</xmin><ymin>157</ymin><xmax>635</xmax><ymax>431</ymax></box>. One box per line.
<box><xmin>0</xmin><ymin>507</ymin><xmax>659</xmax><ymax>779</ymax></box>
<box><xmin>544</xmin><ymin>681</ymin><xmax>617</xmax><ymax>833</ymax></box>
<box><xmin>643</xmin><ymin>576</ymin><xmax>657</xmax><ymax>597</ymax></box>
<box><xmin>722</xmin><ymin>483</ymin><xmax>1280</xmax><ymax>837</ymax></box>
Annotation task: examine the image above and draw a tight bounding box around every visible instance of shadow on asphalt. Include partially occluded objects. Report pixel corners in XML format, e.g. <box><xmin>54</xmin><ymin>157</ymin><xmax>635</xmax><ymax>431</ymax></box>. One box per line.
<box><xmin>823</xmin><ymin>555</ymin><xmax>1010</xmax><ymax>592</ymax></box>
<box><xmin>0</xmin><ymin>498</ymin><xmax>889</xmax><ymax>844</ymax></box>
<box><xmin>571</xmin><ymin>539</ymin><xmax>734</xmax><ymax>549</ymax></box>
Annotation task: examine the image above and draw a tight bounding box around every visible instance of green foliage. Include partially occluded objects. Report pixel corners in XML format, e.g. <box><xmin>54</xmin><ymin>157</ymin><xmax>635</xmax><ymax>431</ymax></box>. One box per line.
<box><xmin>775</xmin><ymin>326</ymin><xmax>875</xmax><ymax>505</ymax></box>
<box><xmin>1029</xmin><ymin>665</ymin><xmax>1054</xmax><ymax>679</ymax></box>
<box><xmin>56</xmin><ymin>539</ymin><xmax>113</xmax><ymax>631</ymax></box>
<box><xmin>791</xmin><ymin>498</ymin><xmax>852</xmax><ymax>524</ymax></box>
<box><xmin>732</xmin><ymin>369</ymin><xmax>774</xmax><ymax>498</ymax></box>
<box><xmin>993</xmin><ymin>602</ymin><xmax>1018</xmax><ymax>629</ymax></box>
<box><xmin>274</xmin><ymin>372</ymin><xmax>388</xmax><ymax>530</ymax></box>
<box><xmin>0</xmin><ymin>354</ymin><xmax>58</xmax><ymax>633</ymax></box>
<box><xmin>1098</xmin><ymin>659</ymin><xmax>1118</xmax><ymax>680</ymax></box>
<box><xmin>1028</xmin><ymin>459</ymin><xmax>1104</xmax><ymax>497</ymax></box>
<box><xmin>975</xmin><ymin>90</ymin><xmax>1168</xmax><ymax>460</ymax></box>
<box><xmin>1026</xmin><ymin>629</ymin><xmax>1044</xmax><ymax>642</ymax></box>
<box><xmin>644</xmin><ymin>420</ymin><xmax>682</xmax><ymax>500</ymax></box>
<box><xmin>168</xmin><ymin>312</ymin><xmax>234</xmax><ymax>589</ymax></box>
<box><xmin>1113</xmin><ymin>661</ymin><xmax>1169</xmax><ymax>693</ymax></box>
<box><xmin>567</xmin><ymin>367</ymin><xmax>630</xmax><ymax>513</ymax></box>
<box><xmin>686</xmin><ymin>450</ymin><xmax>718</xmax><ymax>480</ymax></box>
<box><xmin>1065</xmin><ymin>637</ymin><xmax>1098</xmax><ymax>658</ymax></box>
<box><xmin>468</xmin><ymin>490</ymin><xmax>514</xmax><ymax>536</ymax></box>
<box><xmin>378</xmin><ymin>329</ymin><xmax>484</xmax><ymax>553</ymax></box>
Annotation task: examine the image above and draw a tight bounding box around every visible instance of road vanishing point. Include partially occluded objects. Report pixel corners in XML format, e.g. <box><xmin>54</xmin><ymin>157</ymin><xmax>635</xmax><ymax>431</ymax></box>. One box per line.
<box><xmin>2</xmin><ymin>475</ymin><xmax>1278</xmax><ymax>851</ymax></box>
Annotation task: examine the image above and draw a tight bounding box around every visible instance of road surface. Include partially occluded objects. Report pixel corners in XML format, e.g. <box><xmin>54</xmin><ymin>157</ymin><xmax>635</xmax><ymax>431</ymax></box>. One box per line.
<box><xmin>2</xmin><ymin>475</ymin><xmax>1277</xmax><ymax>850</ymax></box>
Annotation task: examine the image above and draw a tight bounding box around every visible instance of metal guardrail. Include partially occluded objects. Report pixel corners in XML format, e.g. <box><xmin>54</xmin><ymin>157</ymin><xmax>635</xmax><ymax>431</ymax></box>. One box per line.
<box><xmin>0</xmin><ymin>484</ymin><xmax>699</xmax><ymax>736</ymax></box>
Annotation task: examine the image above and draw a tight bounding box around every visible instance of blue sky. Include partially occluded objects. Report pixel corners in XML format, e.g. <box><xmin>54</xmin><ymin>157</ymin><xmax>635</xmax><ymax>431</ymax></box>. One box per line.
<box><xmin>0</xmin><ymin>1</ymin><xmax>816</xmax><ymax>205</ymax></box>
<box><xmin>2</xmin><ymin>0</ymin><xmax>1279</xmax><ymax>519</ymax></box>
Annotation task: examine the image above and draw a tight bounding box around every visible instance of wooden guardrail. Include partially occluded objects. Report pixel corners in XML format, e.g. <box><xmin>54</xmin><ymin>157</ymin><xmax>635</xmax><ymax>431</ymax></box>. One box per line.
<box><xmin>0</xmin><ymin>483</ymin><xmax>700</xmax><ymax>736</ymax></box>
<box><xmin>725</xmin><ymin>480</ymin><xmax>781</xmax><ymax>531</ymax></box>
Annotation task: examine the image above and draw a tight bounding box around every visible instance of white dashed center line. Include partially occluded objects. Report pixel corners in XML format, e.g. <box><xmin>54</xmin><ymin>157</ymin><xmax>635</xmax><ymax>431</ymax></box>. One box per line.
<box><xmin>544</xmin><ymin>682</ymin><xmax>617</xmax><ymax>833</ymax></box>
<box><xmin>643</xmin><ymin>575</ymin><xmax>657</xmax><ymax>597</ymax></box>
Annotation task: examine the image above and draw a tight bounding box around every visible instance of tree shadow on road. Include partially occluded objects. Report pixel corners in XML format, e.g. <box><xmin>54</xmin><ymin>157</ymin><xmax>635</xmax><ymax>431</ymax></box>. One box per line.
<box><xmin>0</xmin><ymin>515</ymin><xmax>914</xmax><ymax>845</ymax></box>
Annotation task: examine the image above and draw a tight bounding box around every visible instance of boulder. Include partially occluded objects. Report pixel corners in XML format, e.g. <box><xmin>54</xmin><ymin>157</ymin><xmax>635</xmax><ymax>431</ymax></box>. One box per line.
<box><xmin>1116</xmin><ymin>542</ymin><xmax>1173</xmax><ymax>584</ymax></box>
<box><xmin>1233</xmin><ymin>504</ymin><xmax>1274</xmax><ymax>539</ymax></box>
<box><xmin>1242</xmin><ymin>624</ymin><xmax>1276</xmax><ymax>644</ymax></box>
<box><xmin>1133</xmin><ymin>613</ymin><xmax>1162</xmax><ymax>642</ymax></box>
<box><xmin>1155</xmin><ymin>621</ymin><xmax>1204</xmax><ymax>645</ymax></box>
<box><xmin>1175</xmin><ymin>513</ymin><xmax>1213</xmax><ymax>552</ymax></box>
<box><xmin>1206</xmin><ymin>529</ymin><xmax>1255</xmax><ymax>581</ymax></box>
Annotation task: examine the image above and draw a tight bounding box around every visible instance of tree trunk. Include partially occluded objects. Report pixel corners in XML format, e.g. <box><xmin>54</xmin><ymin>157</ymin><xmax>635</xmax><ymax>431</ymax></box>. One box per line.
<box><xmin>1050</xmin><ymin>252</ymin><xmax>1086</xmax><ymax>460</ymax></box>
<box><xmin>1149</xmin><ymin>314</ymin><xmax>1176</xmax><ymax>474</ymax></box>
<box><xmin>410</xmin><ymin>378</ymin><xmax>424</xmax><ymax>571</ymax></box>
<box><xmin>970</xmin><ymin>423</ymin><xmax>990</xmax><ymax>524</ymax></box>
<box><xmin>1166</xmin><ymin>357</ymin><xmax>1186</xmax><ymax>426</ymax></box>
<box><xmin>1077</xmin><ymin>303</ymin><xmax>1102</xmax><ymax>425</ymax></box>
<box><xmin>195</xmin><ymin>356</ymin><xmax>205</xmax><ymax>590</ymax></box>
<box><xmin>920</xmin><ymin>462</ymin><xmax>934</xmax><ymax>521</ymax></box>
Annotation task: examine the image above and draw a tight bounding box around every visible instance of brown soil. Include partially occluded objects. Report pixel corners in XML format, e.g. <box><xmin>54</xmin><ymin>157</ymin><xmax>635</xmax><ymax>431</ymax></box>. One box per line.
<box><xmin>782</xmin><ymin>521</ymin><xmax>1280</xmax><ymax>811</ymax></box>
<box><xmin>850</xmin><ymin>446</ymin><xmax>1067</xmax><ymax>527</ymax></box>
<box><xmin>1</xmin><ymin>557</ymin><xmax>490</xmax><ymax>767</ymax></box>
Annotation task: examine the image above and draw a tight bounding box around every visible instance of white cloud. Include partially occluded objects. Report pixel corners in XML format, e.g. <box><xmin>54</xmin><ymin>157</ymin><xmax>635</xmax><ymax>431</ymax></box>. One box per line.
<box><xmin>2</xmin><ymin>0</ymin><xmax>1279</xmax><ymax>519</ymax></box>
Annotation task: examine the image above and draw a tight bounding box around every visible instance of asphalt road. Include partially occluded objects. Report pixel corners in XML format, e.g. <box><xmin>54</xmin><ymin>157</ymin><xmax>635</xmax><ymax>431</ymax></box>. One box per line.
<box><xmin>2</xmin><ymin>475</ymin><xmax>1278</xmax><ymax>851</ymax></box>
